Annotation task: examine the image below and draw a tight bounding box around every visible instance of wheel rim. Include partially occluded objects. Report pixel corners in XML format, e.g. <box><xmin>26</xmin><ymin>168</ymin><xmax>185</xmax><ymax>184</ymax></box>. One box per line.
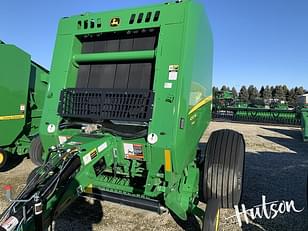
<box><xmin>0</xmin><ymin>152</ymin><xmax>4</xmax><ymax>165</ymax></box>
<box><xmin>215</xmin><ymin>210</ymin><xmax>220</xmax><ymax>231</ymax></box>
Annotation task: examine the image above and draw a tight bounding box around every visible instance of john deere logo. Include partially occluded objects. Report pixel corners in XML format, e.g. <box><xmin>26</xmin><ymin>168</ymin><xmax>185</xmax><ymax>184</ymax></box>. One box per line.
<box><xmin>110</xmin><ymin>18</ymin><xmax>120</xmax><ymax>27</ymax></box>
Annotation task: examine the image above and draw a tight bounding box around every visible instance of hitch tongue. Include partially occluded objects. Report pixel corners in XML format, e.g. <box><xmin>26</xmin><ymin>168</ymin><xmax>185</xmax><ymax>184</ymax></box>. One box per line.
<box><xmin>3</xmin><ymin>185</ymin><xmax>13</xmax><ymax>202</ymax></box>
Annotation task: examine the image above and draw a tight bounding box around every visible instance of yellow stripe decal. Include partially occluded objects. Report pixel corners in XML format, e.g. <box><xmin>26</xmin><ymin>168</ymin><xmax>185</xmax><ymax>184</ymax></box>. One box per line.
<box><xmin>0</xmin><ymin>114</ymin><xmax>25</xmax><ymax>121</ymax></box>
<box><xmin>164</xmin><ymin>149</ymin><xmax>172</xmax><ymax>172</ymax></box>
<box><xmin>188</xmin><ymin>96</ymin><xmax>212</xmax><ymax>115</ymax></box>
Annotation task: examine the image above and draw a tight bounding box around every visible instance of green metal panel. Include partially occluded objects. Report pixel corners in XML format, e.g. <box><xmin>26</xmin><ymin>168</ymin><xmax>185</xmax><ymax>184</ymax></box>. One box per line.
<box><xmin>0</xmin><ymin>45</ymin><xmax>30</xmax><ymax>147</ymax></box>
<box><xmin>0</xmin><ymin>43</ymin><xmax>48</xmax><ymax>155</ymax></box>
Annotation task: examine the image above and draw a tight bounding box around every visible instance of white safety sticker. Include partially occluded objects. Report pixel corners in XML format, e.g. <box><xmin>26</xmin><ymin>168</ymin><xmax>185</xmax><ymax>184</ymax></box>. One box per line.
<box><xmin>168</xmin><ymin>64</ymin><xmax>179</xmax><ymax>81</ymax></box>
<box><xmin>83</xmin><ymin>154</ymin><xmax>91</xmax><ymax>166</ymax></box>
<box><xmin>20</xmin><ymin>104</ymin><xmax>25</xmax><ymax>112</ymax></box>
<box><xmin>124</xmin><ymin>143</ymin><xmax>144</xmax><ymax>160</ymax></box>
<box><xmin>1</xmin><ymin>216</ymin><xmax>19</xmax><ymax>231</ymax></box>
<box><xmin>164</xmin><ymin>82</ymin><xmax>172</xmax><ymax>89</ymax></box>
<box><xmin>83</xmin><ymin>149</ymin><xmax>97</xmax><ymax>166</ymax></box>
<box><xmin>98</xmin><ymin>142</ymin><xmax>107</xmax><ymax>153</ymax></box>
<box><xmin>168</xmin><ymin>71</ymin><xmax>178</xmax><ymax>81</ymax></box>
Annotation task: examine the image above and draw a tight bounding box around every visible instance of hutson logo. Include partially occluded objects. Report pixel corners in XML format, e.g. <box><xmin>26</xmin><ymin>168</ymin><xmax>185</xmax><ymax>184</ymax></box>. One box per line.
<box><xmin>226</xmin><ymin>195</ymin><xmax>304</xmax><ymax>227</ymax></box>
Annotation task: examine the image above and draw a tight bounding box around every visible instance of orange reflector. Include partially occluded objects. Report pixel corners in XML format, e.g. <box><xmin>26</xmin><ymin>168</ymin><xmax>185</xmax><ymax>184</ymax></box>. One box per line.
<box><xmin>164</xmin><ymin>149</ymin><xmax>172</xmax><ymax>172</ymax></box>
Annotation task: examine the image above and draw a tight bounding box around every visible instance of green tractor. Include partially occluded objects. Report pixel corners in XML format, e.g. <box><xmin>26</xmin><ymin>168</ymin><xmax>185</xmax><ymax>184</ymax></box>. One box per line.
<box><xmin>0</xmin><ymin>41</ymin><xmax>48</xmax><ymax>170</ymax></box>
<box><xmin>0</xmin><ymin>1</ymin><xmax>245</xmax><ymax>230</ymax></box>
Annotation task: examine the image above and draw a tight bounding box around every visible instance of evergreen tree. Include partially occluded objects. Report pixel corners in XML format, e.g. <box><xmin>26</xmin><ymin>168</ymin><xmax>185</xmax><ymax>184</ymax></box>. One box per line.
<box><xmin>239</xmin><ymin>86</ymin><xmax>249</xmax><ymax>102</ymax></box>
<box><xmin>273</xmin><ymin>85</ymin><xmax>285</xmax><ymax>101</ymax></box>
<box><xmin>220</xmin><ymin>85</ymin><xmax>230</xmax><ymax>91</ymax></box>
<box><xmin>263</xmin><ymin>85</ymin><xmax>272</xmax><ymax>100</ymax></box>
<box><xmin>282</xmin><ymin>85</ymin><xmax>289</xmax><ymax>99</ymax></box>
<box><xmin>248</xmin><ymin>85</ymin><xmax>259</xmax><ymax>102</ymax></box>
<box><xmin>287</xmin><ymin>88</ymin><xmax>296</xmax><ymax>107</ymax></box>
<box><xmin>212</xmin><ymin>86</ymin><xmax>219</xmax><ymax>97</ymax></box>
<box><xmin>296</xmin><ymin>87</ymin><xmax>305</xmax><ymax>96</ymax></box>
<box><xmin>259</xmin><ymin>86</ymin><xmax>265</xmax><ymax>98</ymax></box>
<box><xmin>231</xmin><ymin>87</ymin><xmax>238</xmax><ymax>98</ymax></box>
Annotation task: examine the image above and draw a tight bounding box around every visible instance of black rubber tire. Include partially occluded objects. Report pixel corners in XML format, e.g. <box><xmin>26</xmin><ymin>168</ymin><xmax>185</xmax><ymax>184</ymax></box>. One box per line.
<box><xmin>0</xmin><ymin>149</ymin><xmax>8</xmax><ymax>170</ymax></box>
<box><xmin>202</xmin><ymin>199</ymin><xmax>220</xmax><ymax>231</ymax></box>
<box><xmin>29</xmin><ymin>136</ymin><xmax>44</xmax><ymax>166</ymax></box>
<box><xmin>203</xmin><ymin>129</ymin><xmax>245</xmax><ymax>208</ymax></box>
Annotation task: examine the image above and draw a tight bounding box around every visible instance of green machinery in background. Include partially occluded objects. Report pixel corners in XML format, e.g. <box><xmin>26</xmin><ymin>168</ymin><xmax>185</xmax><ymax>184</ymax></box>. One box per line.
<box><xmin>212</xmin><ymin>90</ymin><xmax>301</xmax><ymax>125</ymax></box>
<box><xmin>213</xmin><ymin>90</ymin><xmax>234</xmax><ymax>109</ymax></box>
<box><xmin>298</xmin><ymin>94</ymin><xmax>308</xmax><ymax>142</ymax></box>
<box><xmin>0</xmin><ymin>1</ymin><xmax>245</xmax><ymax>231</ymax></box>
<box><xmin>0</xmin><ymin>41</ymin><xmax>49</xmax><ymax>169</ymax></box>
<box><xmin>301</xmin><ymin>107</ymin><xmax>308</xmax><ymax>142</ymax></box>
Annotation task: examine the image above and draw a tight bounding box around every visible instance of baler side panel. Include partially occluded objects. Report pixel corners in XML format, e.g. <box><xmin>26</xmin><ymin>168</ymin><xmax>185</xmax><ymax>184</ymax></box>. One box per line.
<box><xmin>0</xmin><ymin>45</ymin><xmax>31</xmax><ymax>147</ymax></box>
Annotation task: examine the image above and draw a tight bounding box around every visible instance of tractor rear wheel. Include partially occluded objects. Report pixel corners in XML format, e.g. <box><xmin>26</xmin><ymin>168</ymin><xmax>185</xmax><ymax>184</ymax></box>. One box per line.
<box><xmin>202</xmin><ymin>129</ymin><xmax>245</xmax><ymax>208</ymax></box>
<box><xmin>29</xmin><ymin>136</ymin><xmax>44</xmax><ymax>166</ymax></box>
<box><xmin>0</xmin><ymin>149</ymin><xmax>8</xmax><ymax>170</ymax></box>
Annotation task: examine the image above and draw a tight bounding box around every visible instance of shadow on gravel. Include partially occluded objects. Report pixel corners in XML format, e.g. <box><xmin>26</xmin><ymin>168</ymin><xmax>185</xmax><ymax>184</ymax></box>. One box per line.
<box><xmin>260</xmin><ymin>126</ymin><xmax>302</xmax><ymax>141</ymax></box>
<box><xmin>54</xmin><ymin>197</ymin><xmax>103</xmax><ymax>231</ymax></box>
<box><xmin>240</xmin><ymin>150</ymin><xmax>308</xmax><ymax>231</ymax></box>
<box><xmin>259</xmin><ymin>127</ymin><xmax>308</xmax><ymax>154</ymax></box>
<box><xmin>0</xmin><ymin>154</ymin><xmax>25</xmax><ymax>172</ymax></box>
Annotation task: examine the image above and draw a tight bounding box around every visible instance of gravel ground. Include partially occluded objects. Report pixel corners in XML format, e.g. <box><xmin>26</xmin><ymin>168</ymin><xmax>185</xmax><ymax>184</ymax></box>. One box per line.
<box><xmin>1</xmin><ymin>121</ymin><xmax>308</xmax><ymax>231</ymax></box>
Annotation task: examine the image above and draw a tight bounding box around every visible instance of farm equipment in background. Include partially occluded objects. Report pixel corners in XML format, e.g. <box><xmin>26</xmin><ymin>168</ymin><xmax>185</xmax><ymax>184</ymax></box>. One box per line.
<box><xmin>0</xmin><ymin>41</ymin><xmax>49</xmax><ymax>170</ymax></box>
<box><xmin>213</xmin><ymin>91</ymin><xmax>301</xmax><ymax>125</ymax></box>
<box><xmin>0</xmin><ymin>1</ymin><xmax>245</xmax><ymax>231</ymax></box>
<box><xmin>298</xmin><ymin>94</ymin><xmax>308</xmax><ymax>142</ymax></box>
<box><xmin>301</xmin><ymin>107</ymin><xmax>308</xmax><ymax>142</ymax></box>
<box><xmin>213</xmin><ymin>90</ymin><xmax>234</xmax><ymax>109</ymax></box>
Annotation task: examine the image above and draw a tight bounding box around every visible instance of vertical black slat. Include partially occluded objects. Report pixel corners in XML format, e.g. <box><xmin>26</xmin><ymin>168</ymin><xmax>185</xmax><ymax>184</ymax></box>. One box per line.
<box><xmin>119</xmin><ymin>38</ymin><xmax>134</xmax><ymax>51</ymax></box>
<box><xmin>113</xmin><ymin>64</ymin><xmax>131</xmax><ymax>88</ymax></box>
<box><xmin>132</xmin><ymin>36</ymin><xmax>157</xmax><ymax>51</ymax></box>
<box><xmin>153</xmin><ymin>11</ymin><xmax>160</xmax><ymax>21</ymax></box>
<box><xmin>137</xmin><ymin>13</ymin><xmax>144</xmax><ymax>23</ymax></box>
<box><xmin>129</xmin><ymin>14</ymin><xmax>136</xmax><ymax>24</ymax></box>
<box><xmin>81</xmin><ymin>41</ymin><xmax>94</xmax><ymax>53</ymax></box>
<box><xmin>88</xmin><ymin>64</ymin><xmax>117</xmax><ymax>88</ymax></box>
<box><xmin>93</xmin><ymin>39</ymin><xmax>120</xmax><ymax>52</ymax></box>
<box><xmin>145</xmin><ymin>12</ymin><xmax>152</xmax><ymax>22</ymax></box>
<box><xmin>76</xmin><ymin>65</ymin><xmax>91</xmax><ymax>88</ymax></box>
<box><xmin>127</xmin><ymin>63</ymin><xmax>152</xmax><ymax>89</ymax></box>
<box><xmin>93</xmin><ymin>40</ymin><xmax>107</xmax><ymax>53</ymax></box>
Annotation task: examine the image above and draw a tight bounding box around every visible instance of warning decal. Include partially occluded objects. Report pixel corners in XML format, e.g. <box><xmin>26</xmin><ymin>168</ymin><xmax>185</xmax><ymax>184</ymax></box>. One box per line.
<box><xmin>168</xmin><ymin>64</ymin><xmax>179</xmax><ymax>81</ymax></box>
<box><xmin>83</xmin><ymin>149</ymin><xmax>98</xmax><ymax>166</ymax></box>
<box><xmin>124</xmin><ymin>143</ymin><xmax>144</xmax><ymax>160</ymax></box>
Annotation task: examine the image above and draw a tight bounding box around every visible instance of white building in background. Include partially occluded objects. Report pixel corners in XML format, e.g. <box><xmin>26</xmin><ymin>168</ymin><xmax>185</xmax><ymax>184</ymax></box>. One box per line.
<box><xmin>297</xmin><ymin>94</ymin><xmax>308</xmax><ymax>106</ymax></box>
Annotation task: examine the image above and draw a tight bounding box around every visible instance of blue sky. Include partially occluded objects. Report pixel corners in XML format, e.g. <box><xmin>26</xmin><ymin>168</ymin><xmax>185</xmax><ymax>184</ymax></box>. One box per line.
<box><xmin>0</xmin><ymin>0</ymin><xmax>307</xmax><ymax>89</ymax></box>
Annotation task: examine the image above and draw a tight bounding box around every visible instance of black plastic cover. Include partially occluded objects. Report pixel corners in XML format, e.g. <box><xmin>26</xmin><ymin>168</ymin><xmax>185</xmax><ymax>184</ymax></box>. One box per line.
<box><xmin>58</xmin><ymin>88</ymin><xmax>154</xmax><ymax>122</ymax></box>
